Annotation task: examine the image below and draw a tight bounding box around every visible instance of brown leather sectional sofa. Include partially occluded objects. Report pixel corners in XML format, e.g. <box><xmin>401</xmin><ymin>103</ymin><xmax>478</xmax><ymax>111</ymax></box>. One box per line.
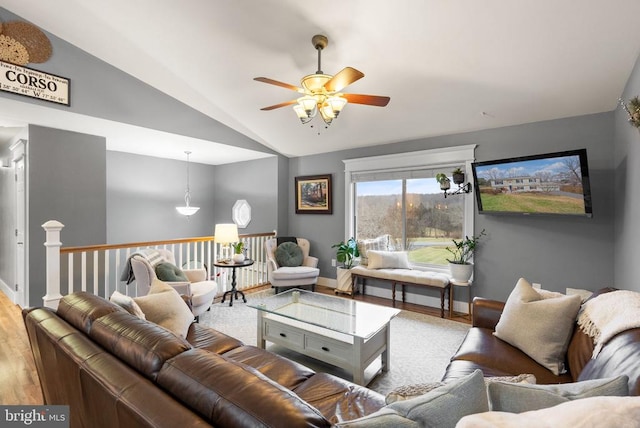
<box><xmin>23</xmin><ymin>292</ymin><xmax>385</xmax><ymax>427</ymax></box>
<box><xmin>442</xmin><ymin>289</ymin><xmax>640</xmax><ymax>395</ymax></box>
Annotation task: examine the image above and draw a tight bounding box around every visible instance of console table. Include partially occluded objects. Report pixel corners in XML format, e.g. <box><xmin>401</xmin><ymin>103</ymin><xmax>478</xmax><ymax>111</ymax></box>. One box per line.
<box><xmin>214</xmin><ymin>259</ymin><xmax>254</xmax><ymax>306</ymax></box>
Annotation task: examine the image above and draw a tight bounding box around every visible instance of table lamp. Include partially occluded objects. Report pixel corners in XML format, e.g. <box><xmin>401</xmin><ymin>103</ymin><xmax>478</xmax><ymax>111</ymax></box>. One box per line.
<box><xmin>214</xmin><ymin>223</ymin><xmax>239</xmax><ymax>261</ymax></box>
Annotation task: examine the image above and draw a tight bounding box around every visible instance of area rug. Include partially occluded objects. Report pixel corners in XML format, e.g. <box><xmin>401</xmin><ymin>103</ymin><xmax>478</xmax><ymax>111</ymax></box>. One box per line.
<box><xmin>199</xmin><ymin>289</ymin><xmax>470</xmax><ymax>395</ymax></box>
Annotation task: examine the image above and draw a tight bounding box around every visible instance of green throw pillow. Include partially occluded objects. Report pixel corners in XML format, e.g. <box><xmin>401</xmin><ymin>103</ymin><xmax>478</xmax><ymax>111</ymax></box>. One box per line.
<box><xmin>275</xmin><ymin>242</ymin><xmax>304</xmax><ymax>267</ymax></box>
<box><xmin>155</xmin><ymin>262</ymin><xmax>189</xmax><ymax>282</ymax></box>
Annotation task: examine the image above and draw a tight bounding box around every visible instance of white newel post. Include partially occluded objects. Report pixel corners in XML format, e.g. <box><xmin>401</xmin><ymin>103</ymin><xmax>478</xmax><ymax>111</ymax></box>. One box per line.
<box><xmin>42</xmin><ymin>220</ymin><xmax>64</xmax><ymax>309</ymax></box>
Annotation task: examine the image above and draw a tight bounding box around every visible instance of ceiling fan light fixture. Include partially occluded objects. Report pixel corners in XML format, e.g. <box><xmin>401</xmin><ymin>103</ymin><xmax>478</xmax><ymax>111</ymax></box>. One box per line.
<box><xmin>255</xmin><ymin>34</ymin><xmax>389</xmax><ymax>128</ymax></box>
<box><xmin>301</xmin><ymin>73</ymin><xmax>331</xmax><ymax>92</ymax></box>
<box><xmin>320</xmin><ymin>104</ymin><xmax>334</xmax><ymax>125</ymax></box>
<box><xmin>327</xmin><ymin>95</ymin><xmax>347</xmax><ymax>117</ymax></box>
<box><xmin>293</xmin><ymin>104</ymin><xmax>313</xmax><ymax>123</ymax></box>
<box><xmin>297</xmin><ymin>95</ymin><xmax>317</xmax><ymax>116</ymax></box>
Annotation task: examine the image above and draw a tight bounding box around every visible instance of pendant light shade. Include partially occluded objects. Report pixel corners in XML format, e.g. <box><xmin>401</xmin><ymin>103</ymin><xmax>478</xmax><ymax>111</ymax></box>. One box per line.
<box><xmin>176</xmin><ymin>151</ymin><xmax>200</xmax><ymax>216</ymax></box>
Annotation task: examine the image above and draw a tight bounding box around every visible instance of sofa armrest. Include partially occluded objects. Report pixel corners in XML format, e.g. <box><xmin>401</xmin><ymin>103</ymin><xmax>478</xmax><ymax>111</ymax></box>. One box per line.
<box><xmin>168</xmin><ymin>282</ymin><xmax>192</xmax><ymax>297</ymax></box>
<box><xmin>183</xmin><ymin>269</ymin><xmax>206</xmax><ymax>283</ymax></box>
<box><xmin>303</xmin><ymin>256</ymin><xmax>319</xmax><ymax>268</ymax></box>
<box><xmin>472</xmin><ymin>297</ymin><xmax>505</xmax><ymax>330</ymax></box>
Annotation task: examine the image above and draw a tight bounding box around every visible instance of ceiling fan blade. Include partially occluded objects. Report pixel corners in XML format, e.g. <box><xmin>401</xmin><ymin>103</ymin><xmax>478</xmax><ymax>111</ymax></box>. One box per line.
<box><xmin>323</xmin><ymin>67</ymin><xmax>364</xmax><ymax>92</ymax></box>
<box><xmin>254</xmin><ymin>77</ymin><xmax>302</xmax><ymax>92</ymax></box>
<box><xmin>260</xmin><ymin>99</ymin><xmax>298</xmax><ymax>111</ymax></box>
<box><xmin>343</xmin><ymin>93</ymin><xmax>390</xmax><ymax>107</ymax></box>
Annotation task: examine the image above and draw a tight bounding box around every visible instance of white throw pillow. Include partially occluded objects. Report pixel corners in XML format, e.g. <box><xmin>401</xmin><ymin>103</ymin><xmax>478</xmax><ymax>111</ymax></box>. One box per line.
<box><xmin>110</xmin><ymin>290</ymin><xmax>146</xmax><ymax>319</ymax></box>
<box><xmin>457</xmin><ymin>396</ymin><xmax>640</xmax><ymax>428</ymax></box>
<box><xmin>134</xmin><ymin>279</ymin><xmax>194</xmax><ymax>338</ymax></box>
<box><xmin>357</xmin><ymin>235</ymin><xmax>391</xmax><ymax>266</ymax></box>
<box><xmin>367</xmin><ymin>250</ymin><xmax>411</xmax><ymax>269</ymax></box>
<box><xmin>494</xmin><ymin>278</ymin><xmax>582</xmax><ymax>375</ymax></box>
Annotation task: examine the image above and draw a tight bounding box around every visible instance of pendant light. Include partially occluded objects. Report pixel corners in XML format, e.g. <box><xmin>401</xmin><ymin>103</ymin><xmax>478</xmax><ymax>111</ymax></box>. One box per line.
<box><xmin>175</xmin><ymin>151</ymin><xmax>200</xmax><ymax>216</ymax></box>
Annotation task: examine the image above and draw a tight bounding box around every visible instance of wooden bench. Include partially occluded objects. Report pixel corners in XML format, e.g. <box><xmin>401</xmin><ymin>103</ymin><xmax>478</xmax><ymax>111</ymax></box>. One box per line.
<box><xmin>349</xmin><ymin>266</ymin><xmax>451</xmax><ymax>317</ymax></box>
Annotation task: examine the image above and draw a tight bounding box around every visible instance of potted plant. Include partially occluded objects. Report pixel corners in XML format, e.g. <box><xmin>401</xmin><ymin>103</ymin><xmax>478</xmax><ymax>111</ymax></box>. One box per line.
<box><xmin>232</xmin><ymin>241</ymin><xmax>245</xmax><ymax>263</ymax></box>
<box><xmin>452</xmin><ymin>167</ymin><xmax>465</xmax><ymax>185</ymax></box>
<box><xmin>331</xmin><ymin>237</ymin><xmax>360</xmax><ymax>294</ymax></box>
<box><xmin>435</xmin><ymin>173</ymin><xmax>451</xmax><ymax>191</ymax></box>
<box><xmin>446</xmin><ymin>229</ymin><xmax>486</xmax><ymax>282</ymax></box>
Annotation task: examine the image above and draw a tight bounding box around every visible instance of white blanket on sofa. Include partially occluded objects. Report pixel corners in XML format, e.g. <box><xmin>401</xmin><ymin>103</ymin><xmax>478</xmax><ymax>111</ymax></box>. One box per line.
<box><xmin>576</xmin><ymin>290</ymin><xmax>640</xmax><ymax>358</ymax></box>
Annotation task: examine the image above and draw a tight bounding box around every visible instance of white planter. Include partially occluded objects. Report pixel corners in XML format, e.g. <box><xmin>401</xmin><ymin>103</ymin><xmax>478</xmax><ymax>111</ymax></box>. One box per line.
<box><xmin>336</xmin><ymin>267</ymin><xmax>353</xmax><ymax>293</ymax></box>
<box><xmin>232</xmin><ymin>253</ymin><xmax>245</xmax><ymax>263</ymax></box>
<box><xmin>449</xmin><ymin>262</ymin><xmax>473</xmax><ymax>283</ymax></box>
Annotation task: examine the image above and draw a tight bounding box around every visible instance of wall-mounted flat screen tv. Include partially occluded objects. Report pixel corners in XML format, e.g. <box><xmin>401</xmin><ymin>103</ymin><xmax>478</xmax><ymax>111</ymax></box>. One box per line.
<box><xmin>471</xmin><ymin>149</ymin><xmax>593</xmax><ymax>217</ymax></box>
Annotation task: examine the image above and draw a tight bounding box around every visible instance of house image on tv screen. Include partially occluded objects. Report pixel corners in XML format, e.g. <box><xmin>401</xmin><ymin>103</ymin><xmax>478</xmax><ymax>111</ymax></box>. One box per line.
<box><xmin>489</xmin><ymin>177</ymin><xmax>561</xmax><ymax>193</ymax></box>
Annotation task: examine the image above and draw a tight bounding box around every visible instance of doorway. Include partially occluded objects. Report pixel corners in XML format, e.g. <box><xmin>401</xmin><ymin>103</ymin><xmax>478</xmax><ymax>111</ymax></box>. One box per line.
<box><xmin>11</xmin><ymin>139</ymin><xmax>27</xmax><ymax>307</ymax></box>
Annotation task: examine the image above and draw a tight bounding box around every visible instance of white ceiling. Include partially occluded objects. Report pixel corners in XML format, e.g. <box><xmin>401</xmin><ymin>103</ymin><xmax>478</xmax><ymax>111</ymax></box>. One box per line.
<box><xmin>3</xmin><ymin>0</ymin><xmax>640</xmax><ymax>164</ymax></box>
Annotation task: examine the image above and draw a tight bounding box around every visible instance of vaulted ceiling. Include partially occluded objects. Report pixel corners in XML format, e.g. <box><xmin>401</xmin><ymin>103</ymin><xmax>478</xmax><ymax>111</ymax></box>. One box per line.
<box><xmin>3</xmin><ymin>0</ymin><xmax>640</xmax><ymax>162</ymax></box>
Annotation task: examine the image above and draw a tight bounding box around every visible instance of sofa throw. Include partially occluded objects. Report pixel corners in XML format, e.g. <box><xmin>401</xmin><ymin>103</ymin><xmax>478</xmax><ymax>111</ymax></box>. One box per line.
<box><xmin>577</xmin><ymin>290</ymin><xmax>640</xmax><ymax>358</ymax></box>
<box><xmin>275</xmin><ymin>242</ymin><xmax>304</xmax><ymax>267</ymax></box>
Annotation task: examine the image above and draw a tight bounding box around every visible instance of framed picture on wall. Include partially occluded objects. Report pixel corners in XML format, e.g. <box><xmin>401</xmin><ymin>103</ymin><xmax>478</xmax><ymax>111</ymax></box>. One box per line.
<box><xmin>295</xmin><ymin>174</ymin><xmax>332</xmax><ymax>214</ymax></box>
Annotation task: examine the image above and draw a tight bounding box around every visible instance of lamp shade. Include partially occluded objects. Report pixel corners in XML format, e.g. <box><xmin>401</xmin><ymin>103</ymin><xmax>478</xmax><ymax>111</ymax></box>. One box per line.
<box><xmin>214</xmin><ymin>223</ymin><xmax>239</xmax><ymax>244</ymax></box>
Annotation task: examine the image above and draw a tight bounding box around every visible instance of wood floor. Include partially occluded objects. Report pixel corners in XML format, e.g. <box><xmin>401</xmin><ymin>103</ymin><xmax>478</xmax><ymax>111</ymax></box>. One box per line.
<box><xmin>0</xmin><ymin>290</ymin><xmax>44</xmax><ymax>405</ymax></box>
<box><xmin>1</xmin><ymin>285</ymin><xmax>469</xmax><ymax>406</ymax></box>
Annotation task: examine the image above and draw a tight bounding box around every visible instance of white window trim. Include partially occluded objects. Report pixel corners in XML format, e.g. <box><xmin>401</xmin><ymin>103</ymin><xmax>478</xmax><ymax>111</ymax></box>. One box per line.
<box><xmin>343</xmin><ymin>144</ymin><xmax>477</xmax><ymax>273</ymax></box>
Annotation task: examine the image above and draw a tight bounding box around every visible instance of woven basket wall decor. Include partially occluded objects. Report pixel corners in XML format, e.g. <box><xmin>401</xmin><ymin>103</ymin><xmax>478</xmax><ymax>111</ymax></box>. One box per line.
<box><xmin>0</xmin><ymin>34</ymin><xmax>29</xmax><ymax>65</ymax></box>
<box><xmin>1</xmin><ymin>21</ymin><xmax>52</xmax><ymax>63</ymax></box>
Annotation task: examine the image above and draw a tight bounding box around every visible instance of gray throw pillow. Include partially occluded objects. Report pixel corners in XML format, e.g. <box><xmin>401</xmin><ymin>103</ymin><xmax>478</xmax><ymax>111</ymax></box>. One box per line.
<box><xmin>275</xmin><ymin>241</ymin><xmax>304</xmax><ymax>267</ymax></box>
<box><xmin>494</xmin><ymin>277</ymin><xmax>582</xmax><ymax>375</ymax></box>
<box><xmin>155</xmin><ymin>262</ymin><xmax>189</xmax><ymax>282</ymax></box>
<box><xmin>336</xmin><ymin>370</ymin><xmax>489</xmax><ymax>428</ymax></box>
<box><xmin>488</xmin><ymin>375</ymin><xmax>629</xmax><ymax>413</ymax></box>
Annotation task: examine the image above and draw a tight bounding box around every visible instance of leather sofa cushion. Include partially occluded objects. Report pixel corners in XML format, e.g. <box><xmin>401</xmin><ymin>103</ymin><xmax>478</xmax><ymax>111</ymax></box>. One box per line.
<box><xmin>578</xmin><ymin>327</ymin><xmax>640</xmax><ymax>395</ymax></box>
<box><xmin>158</xmin><ymin>349</ymin><xmax>330</xmax><ymax>427</ymax></box>
<box><xmin>293</xmin><ymin>372</ymin><xmax>386</xmax><ymax>425</ymax></box>
<box><xmin>57</xmin><ymin>291</ymin><xmax>123</xmax><ymax>334</ymax></box>
<box><xmin>222</xmin><ymin>345</ymin><xmax>316</xmax><ymax>390</ymax></box>
<box><xmin>90</xmin><ymin>311</ymin><xmax>191</xmax><ymax>381</ymax></box>
<box><xmin>449</xmin><ymin>328</ymin><xmax>573</xmax><ymax>384</ymax></box>
<box><xmin>186</xmin><ymin>322</ymin><xmax>244</xmax><ymax>354</ymax></box>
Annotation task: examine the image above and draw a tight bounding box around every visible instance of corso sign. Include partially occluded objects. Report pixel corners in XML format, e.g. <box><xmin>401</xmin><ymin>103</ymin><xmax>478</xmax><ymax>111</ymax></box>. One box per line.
<box><xmin>0</xmin><ymin>60</ymin><xmax>69</xmax><ymax>106</ymax></box>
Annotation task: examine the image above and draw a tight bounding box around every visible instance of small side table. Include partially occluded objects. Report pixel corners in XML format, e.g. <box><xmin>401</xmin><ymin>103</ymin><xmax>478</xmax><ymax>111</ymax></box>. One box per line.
<box><xmin>214</xmin><ymin>259</ymin><xmax>254</xmax><ymax>307</ymax></box>
<box><xmin>449</xmin><ymin>280</ymin><xmax>472</xmax><ymax>321</ymax></box>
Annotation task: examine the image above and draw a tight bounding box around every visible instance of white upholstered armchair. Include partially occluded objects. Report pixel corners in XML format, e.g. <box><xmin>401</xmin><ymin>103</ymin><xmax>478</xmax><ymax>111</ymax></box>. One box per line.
<box><xmin>125</xmin><ymin>249</ymin><xmax>217</xmax><ymax>319</ymax></box>
<box><xmin>265</xmin><ymin>238</ymin><xmax>320</xmax><ymax>293</ymax></box>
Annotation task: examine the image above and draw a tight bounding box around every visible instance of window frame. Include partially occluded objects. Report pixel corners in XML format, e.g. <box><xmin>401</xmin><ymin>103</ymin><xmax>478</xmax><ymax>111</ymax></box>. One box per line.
<box><xmin>343</xmin><ymin>144</ymin><xmax>476</xmax><ymax>273</ymax></box>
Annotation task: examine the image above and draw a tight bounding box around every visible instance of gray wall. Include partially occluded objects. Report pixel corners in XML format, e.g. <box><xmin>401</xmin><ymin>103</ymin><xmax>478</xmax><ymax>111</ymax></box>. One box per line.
<box><xmin>0</xmin><ymin>7</ymin><xmax>275</xmax><ymax>156</ymax></box>
<box><xmin>289</xmin><ymin>113</ymin><xmax>615</xmax><ymax>301</ymax></box>
<box><xmin>106</xmin><ymin>151</ymin><xmax>217</xmax><ymax>243</ymax></box>
<box><xmin>213</xmin><ymin>156</ymin><xmax>279</xmax><ymax>235</ymax></box>
<box><xmin>28</xmin><ymin>125</ymin><xmax>107</xmax><ymax>306</ymax></box>
<box><xmin>613</xmin><ymin>51</ymin><xmax>640</xmax><ymax>292</ymax></box>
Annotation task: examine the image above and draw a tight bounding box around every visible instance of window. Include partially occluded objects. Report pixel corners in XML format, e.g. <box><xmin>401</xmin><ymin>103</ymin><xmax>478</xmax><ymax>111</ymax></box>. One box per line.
<box><xmin>344</xmin><ymin>145</ymin><xmax>476</xmax><ymax>271</ymax></box>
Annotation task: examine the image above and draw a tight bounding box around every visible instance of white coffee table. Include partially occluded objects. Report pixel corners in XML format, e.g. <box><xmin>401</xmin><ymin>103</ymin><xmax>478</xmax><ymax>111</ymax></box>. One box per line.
<box><xmin>249</xmin><ymin>289</ymin><xmax>400</xmax><ymax>385</ymax></box>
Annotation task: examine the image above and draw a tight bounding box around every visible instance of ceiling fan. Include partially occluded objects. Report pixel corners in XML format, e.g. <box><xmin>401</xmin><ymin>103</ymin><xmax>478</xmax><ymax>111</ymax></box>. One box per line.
<box><xmin>254</xmin><ymin>34</ymin><xmax>390</xmax><ymax>126</ymax></box>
